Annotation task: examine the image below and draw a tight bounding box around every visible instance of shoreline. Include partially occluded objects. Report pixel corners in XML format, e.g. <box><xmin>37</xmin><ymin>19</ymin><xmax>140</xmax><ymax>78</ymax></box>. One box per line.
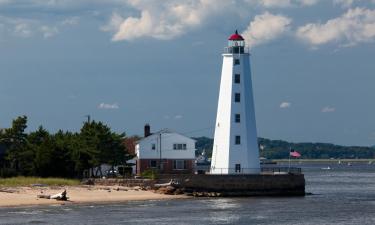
<box><xmin>0</xmin><ymin>185</ymin><xmax>189</xmax><ymax>208</ymax></box>
<box><xmin>273</xmin><ymin>159</ymin><xmax>374</xmax><ymax>163</ymax></box>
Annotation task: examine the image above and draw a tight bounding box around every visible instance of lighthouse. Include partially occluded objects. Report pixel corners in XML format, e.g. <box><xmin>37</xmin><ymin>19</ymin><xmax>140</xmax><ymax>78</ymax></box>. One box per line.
<box><xmin>210</xmin><ymin>31</ymin><xmax>260</xmax><ymax>174</ymax></box>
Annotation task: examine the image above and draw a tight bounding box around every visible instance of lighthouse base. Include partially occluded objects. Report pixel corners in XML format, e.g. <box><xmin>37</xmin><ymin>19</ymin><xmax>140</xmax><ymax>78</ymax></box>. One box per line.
<box><xmin>158</xmin><ymin>173</ymin><xmax>305</xmax><ymax>197</ymax></box>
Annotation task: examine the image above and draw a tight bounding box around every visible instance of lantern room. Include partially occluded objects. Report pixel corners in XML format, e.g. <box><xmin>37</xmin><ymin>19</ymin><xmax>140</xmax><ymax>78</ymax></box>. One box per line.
<box><xmin>226</xmin><ymin>30</ymin><xmax>245</xmax><ymax>54</ymax></box>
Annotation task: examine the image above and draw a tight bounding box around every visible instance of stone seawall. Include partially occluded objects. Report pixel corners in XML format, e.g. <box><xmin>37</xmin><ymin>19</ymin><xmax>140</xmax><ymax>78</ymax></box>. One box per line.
<box><xmin>82</xmin><ymin>178</ymin><xmax>155</xmax><ymax>187</ymax></box>
<box><xmin>159</xmin><ymin>174</ymin><xmax>305</xmax><ymax>197</ymax></box>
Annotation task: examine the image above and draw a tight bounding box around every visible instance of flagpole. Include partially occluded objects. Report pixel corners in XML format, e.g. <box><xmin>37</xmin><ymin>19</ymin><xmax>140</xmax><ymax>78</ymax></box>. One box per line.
<box><xmin>288</xmin><ymin>146</ymin><xmax>291</xmax><ymax>173</ymax></box>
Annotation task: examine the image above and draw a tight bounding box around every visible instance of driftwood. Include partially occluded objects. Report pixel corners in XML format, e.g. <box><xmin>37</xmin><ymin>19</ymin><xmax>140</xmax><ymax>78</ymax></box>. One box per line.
<box><xmin>154</xmin><ymin>180</ymin><xmax>180</xmax><ymax>188</ymax></box>
<box><xmin>37</xmin><ymin>190</ymin><xmax>68</xmax><ymax>201</ymax></box>
<box><xmin>37</xmin><ymin>194</ymin><xmax>50</xmax><ymax>199</ymax></box>
<box><xmin>0</xmin><ymin>188</ymin><xmax>18</xmax><ymax>193</ymax></box>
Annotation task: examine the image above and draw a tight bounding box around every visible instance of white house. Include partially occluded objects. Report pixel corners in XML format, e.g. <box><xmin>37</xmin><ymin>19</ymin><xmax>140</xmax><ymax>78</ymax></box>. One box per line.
<box><xmin>135</xmin><ymin>124</ymin><xmax>196</xmax><ymax>175</ymax></box>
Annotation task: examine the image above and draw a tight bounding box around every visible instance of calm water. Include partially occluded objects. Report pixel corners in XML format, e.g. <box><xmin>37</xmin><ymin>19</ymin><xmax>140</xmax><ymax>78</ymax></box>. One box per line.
<box><xmin>1</xmin><ymin>163</ymin><xmax>375</xmax><ymax>225</ymax></box>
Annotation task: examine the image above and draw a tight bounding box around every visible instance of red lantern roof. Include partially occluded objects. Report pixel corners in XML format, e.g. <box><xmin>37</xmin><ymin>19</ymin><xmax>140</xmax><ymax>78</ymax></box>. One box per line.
<box><xmin>228</xmin><ymin>30</ymin><xmax>244</xmax><ymax>41</ymax></box>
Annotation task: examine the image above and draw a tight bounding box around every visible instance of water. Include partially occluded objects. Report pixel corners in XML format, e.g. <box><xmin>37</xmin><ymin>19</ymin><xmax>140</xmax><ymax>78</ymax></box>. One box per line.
<box><xmin>1</xmin><ymin>163</ymin><xmax>375</xmax><ymax>225</ymax></box>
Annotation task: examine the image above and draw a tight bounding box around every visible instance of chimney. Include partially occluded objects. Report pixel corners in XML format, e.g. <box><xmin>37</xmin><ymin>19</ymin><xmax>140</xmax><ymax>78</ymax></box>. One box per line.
<box><xmin>144</xmin><ymin>124</ymin><xmax>151</xmax><ymax>137</ymax></box>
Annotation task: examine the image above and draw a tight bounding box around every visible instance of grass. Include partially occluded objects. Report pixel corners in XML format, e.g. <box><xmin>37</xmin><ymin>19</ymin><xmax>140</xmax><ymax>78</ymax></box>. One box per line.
<box><xmin>0</xmin><ymin>177</ymin><xmax>80</xmax><ymax>187</ymax></box>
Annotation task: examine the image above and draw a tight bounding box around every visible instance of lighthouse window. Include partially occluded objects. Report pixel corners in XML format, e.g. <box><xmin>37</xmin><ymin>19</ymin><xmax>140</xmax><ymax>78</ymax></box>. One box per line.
<box><xmin>235</xmin><ymin>93</ymin><xmax>241</xmax><ymax>102</ymax></box>
<box><xmin>235</xmin><ymin>136</ymin><xmax>241</xmax><ymax>145</ymax></box>
<box><xmin>234</xmin><ymin>74</ymin><xmax>240</xmax><ymax>83</ymax></box>
<box><xmin>235</xmin><ymin>164</ymin><xmax>241</xmax><ymax>173</ymax></box>
<box><xmin>235</xmin><ymin>114</ymin><xmax>240</xmax><ymax>123</ymax></box>
<box><xmin>151</xmin><ymin>143</ymin><xmax>156</xmax><ymax>150</ymax></box>
<box><xmin>234</xmin><ymin>59</ymin><xmax>240</xmax><ymax>65</ymax></box>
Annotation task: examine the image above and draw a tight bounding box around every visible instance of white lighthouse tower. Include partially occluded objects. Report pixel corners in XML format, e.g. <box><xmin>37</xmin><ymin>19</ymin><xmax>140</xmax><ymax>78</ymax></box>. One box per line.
<box><xmin>210</xmin><ymin>31</ymin><xmax>260</xmax><ymax>174</ymax></box>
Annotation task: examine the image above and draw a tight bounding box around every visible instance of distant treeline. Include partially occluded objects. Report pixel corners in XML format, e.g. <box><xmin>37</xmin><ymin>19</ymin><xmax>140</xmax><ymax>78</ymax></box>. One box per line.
<box><xmin>0</xmin><ymin>116</ymin><xmax>134</xmax><ymax>178</ymax></box>
<box><xmin>193</xmin><ymin>137</ymin><xmax>375</xmax><ymax>159</ymax></box>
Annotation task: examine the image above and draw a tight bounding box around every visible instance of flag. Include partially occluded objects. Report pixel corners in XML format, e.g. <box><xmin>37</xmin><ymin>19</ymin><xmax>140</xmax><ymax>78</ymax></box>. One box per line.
<box><xmin>290</xmin><ymin>149</ymin><xmax>301</xmax><ymax>157</ymax></box>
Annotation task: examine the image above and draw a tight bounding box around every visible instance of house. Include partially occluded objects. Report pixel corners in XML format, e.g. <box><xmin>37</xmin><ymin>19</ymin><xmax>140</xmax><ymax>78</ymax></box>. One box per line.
<box><xmin>135</xmin><ymin>124</ymin><xmax>196</xmax><ymax>175</ymax></box>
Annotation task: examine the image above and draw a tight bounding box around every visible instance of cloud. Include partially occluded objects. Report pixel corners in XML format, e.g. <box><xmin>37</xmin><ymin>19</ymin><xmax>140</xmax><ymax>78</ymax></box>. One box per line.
<box><xmin>40</xmin><ymin>25</ymin><xmax>59</xmax><ymax>38</ymax></box>
<box><xmin>0</xmin><ymin>15</ymin><xmax>78</xmax><ymax>39</ymax></box>
<box><xmin>369</xmin><ymin>132</ymin><xmax>375</xmax><ymax>140</ymax></box>
<box><xmin>333</xmin><ymin>0</ymin><xmax>358</xmax><ymax>8</ymax></box>
<box><xmin>245</xmin><ymin>0</ymin><xmax>319</xmax><ymax>8</ymax></box>
<box><xmin>298</xmin><ymin>0</ymin><xmax>320</xmax><ymax>6</ymax></box>
<box><xmin>242</xmin><ymin>12</ymin><xmax>292</xmax><ymax>47</ymax></box>
<box><xmin>98</xmin><ymin>103</ymin><xmax>119</xmax><ymax>110</ymax></box>
<box><xmin>258</xmin><ymin>0</ymin><xmax>293</xmax><ymax>8</ymax></box>
<box><xmin>280</xmin><ymin>102</ymin><xmax>291</xmax><ymax>108</ymax></box>
<box><xmin>103</xmin><ymin>0</ymin><xmax>234</xmax><ymax>41</ymax></box>
<box><xmin>61</xmin><ymin>16</ymin><xmax>79</xmax><ymax>26</ymax></box>
<box><xmin>296</xmin><ymin>7</ymin><xmax>375</xmax><ymax>47</ymax></box>
<box><xmin>321</xmin><ymin>106</ymin><xmax>336</xmax><ymax>113</ymax></box>
<box><xmin>174</xmin><ymin>115</ymin><xmax>183</xmax><ymax>119</ymax></box>
<box><xmin>14</xmin><ymin>23</ymin><xmax>33</xmax><ymax>38</ymax></box>
<box><xmin>163</xmin><ymin>114</ymin><xmax>183</xmax><ymax>119</ymax></box>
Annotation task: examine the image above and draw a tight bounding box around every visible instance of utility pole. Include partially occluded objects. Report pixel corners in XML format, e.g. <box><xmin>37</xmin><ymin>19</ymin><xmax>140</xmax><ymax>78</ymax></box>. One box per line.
<box><xmin>84</xmin><ymin>115</ymin><xmax>91</xmax><ymax>123</ymax></box>
<box><xmin>159</xmin><ymin>132</ymin><xmax>162</xmax><ymax>173</ymax></box>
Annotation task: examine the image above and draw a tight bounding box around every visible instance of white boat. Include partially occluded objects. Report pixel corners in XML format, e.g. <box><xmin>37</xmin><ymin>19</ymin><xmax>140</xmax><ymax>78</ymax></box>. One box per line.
<box><xmin>321</xmin><ymin>166</ymin><xmax>331</xmax><ymax>170</ymax></box>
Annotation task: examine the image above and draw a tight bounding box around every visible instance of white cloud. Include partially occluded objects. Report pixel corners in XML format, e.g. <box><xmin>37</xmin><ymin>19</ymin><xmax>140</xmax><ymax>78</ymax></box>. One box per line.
<box><xmin>14</xmin><ymin>23</ymin><xmax>33</xmax><ymax>38</ymax></box>
<box><xmin>103</xmin><ymin>0</ymin><xmax>234</xmax><ymax>41</ymax></box>
<box><xmin>321</xmin><ymin>106</ymin><xmax>336</xmax><ymax>113</ymax></box>
<box><xmin>242</xmin><ymin>12</ymin><xmax>292</xmax><ymax>47</ymax></box>
<box><xmin>98</xmin><ymin>103</ymin><xmax>119</xmax><ymax>110</ymax></box>
<box><xmin>333</xmin><ymin>0</ymin><xmax>357</xmax><ymax>8</ymax></box>
<box><xmin>0</xmin><ymin>15</ymin><xmax>78</xmax><ymax>39</ymax></box>
<box><xmin>174</xmin><ymin>115</ymin><xmax>183</xmax><ymax>119</ymax></box>
<box><xmin>296</xmin><ymin>7</ymin><xmax>375</xmax><ymax>47</ymax></box>
<box><xmin>40</xmin><ymin>25</ymin><xmax>59</xmax><ymax>38</ymax></box>
<box><xmin>369</xmin><ymin>132</ymin><xmax>375</xmax><ymax>140</ymax></box>
<box><xmin>245</xmin><ymin>0</ymin><xmax>319</xmax><ymax>8</ymax></box>
<box><xmin>280</xmin><ymin>102</ymin><xmax>291</xmax><ymax>108</ymax></box>
<box><xmin>61</xmin><ymin>16</ymin><xmax>79</xmax><ymax>26</ymax></box>
<box><xmin>259</xmin><ymin>0</ymin><xmax>293</xmax><ymax>8</ymax></box>
<box><xmin>298</xmin><ymin>0</ymin><xmax>319</xmax><ymax>6</ymax></box>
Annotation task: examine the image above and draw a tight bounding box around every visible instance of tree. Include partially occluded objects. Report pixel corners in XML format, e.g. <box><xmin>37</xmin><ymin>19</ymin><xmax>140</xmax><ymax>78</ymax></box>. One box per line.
<box><xmin>1</xmin><ymin>116</ymin><xmax>28</xmax><ymax>174</ymax></box>
<box><xmin>79</xmin><ymin>121</ymin><xmax>132</xmax><ymax>177</ymax></box>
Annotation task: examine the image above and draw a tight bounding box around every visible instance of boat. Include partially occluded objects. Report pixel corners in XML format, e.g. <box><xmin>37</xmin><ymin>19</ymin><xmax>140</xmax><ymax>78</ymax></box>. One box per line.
<box><xmin>321</xmin><ymin>166</ymin><xmax>331</xmax><ymax>170</ymax></box>
<box><xmin>347</xmin><ymin>162</ymin><xmax>352</xmax><ymax>166</ymax></box>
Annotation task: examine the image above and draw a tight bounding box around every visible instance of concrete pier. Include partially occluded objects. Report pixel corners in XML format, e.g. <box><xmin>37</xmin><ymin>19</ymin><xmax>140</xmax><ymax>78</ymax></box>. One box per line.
<box><xmin>160</xmin><ymin>173</ymin><xmax>305</xmax><ymax>197</ymax></box>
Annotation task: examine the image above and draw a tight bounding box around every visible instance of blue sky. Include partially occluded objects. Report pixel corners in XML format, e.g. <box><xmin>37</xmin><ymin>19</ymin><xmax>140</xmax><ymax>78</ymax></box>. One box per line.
<box><xmin>0</xmin><ymin>0</ymin><xmax>375</xmax><ymax>146</ymax></box>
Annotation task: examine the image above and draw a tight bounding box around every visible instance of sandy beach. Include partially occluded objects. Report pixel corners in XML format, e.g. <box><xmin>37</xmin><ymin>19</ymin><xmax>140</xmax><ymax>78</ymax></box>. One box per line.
<box><xmin>0</xmin><ymin>185</ymin><xmax>188</xmax><ymax>207</ymax></box>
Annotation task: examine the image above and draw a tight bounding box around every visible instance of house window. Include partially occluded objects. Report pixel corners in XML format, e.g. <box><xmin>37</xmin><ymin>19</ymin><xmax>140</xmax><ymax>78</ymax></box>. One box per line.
<box><xmin>235</xmin><ymin>164</ymin><xmax>241</xmax><ymax>173</ymax></box>
<box><xmin>150</xmin><ymin>160</ymin><xmax>157</xmax><ymax>168</ymax></box>
<box><xmin>234</xmin><ymin>74</ymin><xmax>240</xmax><ymax>84</ymax></box>
<box><xmin>235</xmin><ymin>93</ymin><xmax>240</xmax><ymax>103</ymax></box>
<box><xmin>173</xmin><ymin>143</ymin><xmax>187</xmax><ymax>150</ymax></box>
<box><xmin>151</xmin><ymin>143</ymin><xmax>156</xmax><ymax>150</ymax></box>
<box><xmin>234</xmin><ymin>59</ymin><xmax>240</xmax><ymax>65</ymax></box>
<box><xmin>173</xmin><ymin>160</ymin><xmax>187</xmax><ymax>170</ymax></box>
<box><xmin>235</xmin><ymin>135</ymin><xmax>241</xmax><ymax>145</ymax></box>
<box><xmin>235</xmin><ymin>114</ymin><xmax>240</xmax><ymax>123</ymax></box>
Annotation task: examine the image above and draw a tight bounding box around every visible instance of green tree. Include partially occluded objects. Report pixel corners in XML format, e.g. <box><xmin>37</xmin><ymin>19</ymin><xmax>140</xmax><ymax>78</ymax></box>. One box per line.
<box><xmin>1</xmin><ymin>116</ymin><xmax>28</xmax><ymax>174</ymax></box>
<box><xmin>79</xmin><ymin>121</ymin><xmax>132</xmax><ymax>177</ymax></box>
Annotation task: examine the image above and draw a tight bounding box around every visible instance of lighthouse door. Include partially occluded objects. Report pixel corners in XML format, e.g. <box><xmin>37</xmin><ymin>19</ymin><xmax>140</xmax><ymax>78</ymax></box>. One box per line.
<box><xmin>235</xmin><ymin>164</ymin><xmax>241</xmax><ymax>173</ymax></box>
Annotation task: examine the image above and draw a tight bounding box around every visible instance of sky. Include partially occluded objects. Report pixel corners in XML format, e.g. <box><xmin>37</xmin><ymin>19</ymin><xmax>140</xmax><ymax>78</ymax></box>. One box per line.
<box><xmin>0</xmin><ymin>0</ymin><xmax>375</xmax><ymax>146</ymax></box>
